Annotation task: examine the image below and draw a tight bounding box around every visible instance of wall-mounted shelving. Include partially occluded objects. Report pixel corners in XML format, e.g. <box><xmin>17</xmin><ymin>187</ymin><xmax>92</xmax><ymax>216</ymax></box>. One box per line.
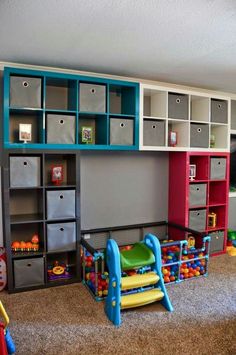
<box><xmin>168</xmin><ymin>152</ymin><xmax>229</xmax><ymax>256</ymax></box>
<box><xmin>2</xmin><ymin>151</ymin><xmax>80</xmax><ymax>293</ymax></box>
<box><xmin>140</xmin><ymin>84</ymin><xmax>230</xmax><ymax>152</ymax></box>
<box><xmin>4</xmin><ymin>67</ymin><xmax>139</xmax><ymax>150</ymax></box>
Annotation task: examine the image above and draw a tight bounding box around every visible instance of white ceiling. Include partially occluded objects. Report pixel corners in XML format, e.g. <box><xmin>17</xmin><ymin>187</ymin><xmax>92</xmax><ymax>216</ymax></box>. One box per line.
<box><xmin>1</xmin><ymin>0</ymin><xmax>236</xmax><ymax>93</ymax></box>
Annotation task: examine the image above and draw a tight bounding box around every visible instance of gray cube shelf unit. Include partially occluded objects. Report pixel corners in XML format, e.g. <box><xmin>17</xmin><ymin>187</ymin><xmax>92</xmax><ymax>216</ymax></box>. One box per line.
<box><xmin>2</xmin><ymin>151</ymin><xmax>81</xmax><ymax>292</ymax></box>
<box><xmin>4</xmin><ymin>67</ymin><xmax>139</xmax><ymax>150</ymax></box>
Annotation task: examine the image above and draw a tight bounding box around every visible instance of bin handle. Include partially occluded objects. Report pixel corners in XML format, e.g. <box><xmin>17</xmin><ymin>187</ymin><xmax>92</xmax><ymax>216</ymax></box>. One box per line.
<box><xmin>0</xmin><ymin>301</ymin><xmax>9</xmax><ymax>329</ymax></box>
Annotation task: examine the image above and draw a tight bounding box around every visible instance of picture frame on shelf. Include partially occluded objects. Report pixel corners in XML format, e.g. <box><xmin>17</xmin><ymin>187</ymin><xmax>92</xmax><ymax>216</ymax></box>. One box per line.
<box><xmin>169</xmin><ymin>131</ymin><xmax>177</xmax><ymax>147</ymax></box>
<box><xmin>189</xmin><ymin>164</ymin><xmax>196</xmax><ymax>181</ymax></box>
<box><xmin>19</xmin><ymin>123</ymin><xmax>32</xmax><ymax>143</ymax></box>
<box><xmin>51</xmin><ymin>165</ymin><xmax>63</xmax><ymax>185</ymax></box>
<box><xmin>81</xmin><ymin>126</ymin><xmax>93</xmax><ymax>144</ymax></box>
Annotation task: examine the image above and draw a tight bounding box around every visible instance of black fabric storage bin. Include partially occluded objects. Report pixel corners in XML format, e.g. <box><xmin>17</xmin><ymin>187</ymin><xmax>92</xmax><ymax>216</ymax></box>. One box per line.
<box><xmin>168</xmin><ymin>93</ymin><xmax>188</xmax><ymax>120</ymax></box>
<box><xmin>110</xmin><ymin>118</ymin><xmax>134</xmax><ymax>145</ymax></box>
<box><xmin>210</xmin><ymin>158</ymin><xmax>226</xmax><ymax>180</ymax></box>
<box><xmin>47</xmin><ymin>114</ymin><xmax>76</xmax><ymax>144</ymax></box>
<box><xmin>209</xmin><ymin>231</ymin><xmax>224</xmax><ymax>254</ymax></box>
<box><xmin>10</xmin><ymin>156</ymin><xmax>41</xmax><ymax>187</ymax></box>
<box><xmin>79</xmin><ymin>83</ymin><xmax>106</xmax><ymax>113</ymax></box>
<box><xmin>10</xmin><ymin>76</ymin><xmax>42</xmax><ymax>108</ymax></box>
<box><xmin>189</xmin><ymin>184</ymin><xmax>207</xmax><ymax>207</ymax></box>
<box><xmin>190</xmin><ymin>123</ymin><xmax>209</xmax><ymax>148</ymax></box>
<box><xmin>47</xmin><ymin>222</ymin><xmax>76</xmax><ymax>252</ymax></box>
<box><xmin>211</xmin><ymin>99</ymin><xmax>228</xmax><ymax>123</ymax></box>
<box><xmin>189</xmin><ymin>209</ymin><xmax>206</xmax><ymax>231</ymax></box>
<box><xmin>143</xmin><ymin>120</ymin><xmax>165</xmax><ymax>146</ymax></box>
<box><xmin>46</xmin><ymin>190</ymin><xmax>76</xmax><ymax>220</ymax></box>
<box><xmin>14</xmin><ymin>257</ymin><xmax>44</xmax><ymax>288</ymax></box>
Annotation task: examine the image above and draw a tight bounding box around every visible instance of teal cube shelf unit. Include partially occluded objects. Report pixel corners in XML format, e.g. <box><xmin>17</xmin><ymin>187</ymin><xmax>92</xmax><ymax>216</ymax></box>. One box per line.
<box><xmin>4</xmin><ymin>67</ymin><xmax>139</xmax><ymax>150</ymax></box>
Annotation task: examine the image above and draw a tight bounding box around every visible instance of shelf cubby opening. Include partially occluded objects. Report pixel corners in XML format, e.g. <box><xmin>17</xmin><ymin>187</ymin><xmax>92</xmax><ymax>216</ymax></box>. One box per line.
<box><xmin>189</xmin><ymin>155</ymin><xmax>209</xmax><ymax>181</ymax></box>
<box><xmin>168</xmin><ymin>120</ymin><xmax>189</xmax><ymax>147</ymax></box>
<box><xmin>9</xmin><ymin>189</ymin><xmax>44</xmax><ymax>223</ymax></box>
<box><xmin>210</xmin><ymin>124</ymin><xmax>228</xmax><ymax>149</ymax></box>
<box><xmin>46</xmin><ymin>251</ymin><xmax>77</xmax><ymax>282</ymax></box>
<box><xmin>9</xmin><ymin>110</ymin><xmax>44</xmax><ymax>144</ymax></box>
<box><xmin>45</xmin><ymin>78</ymin><xmax>77</xmax><ymax>111</ymax></box>
<box><xmin>208</xmin><ymin>206</ymin><xmax>226</xmax><ymax>230</ymax></box>
<box><xmin>143</xmin><ymin>89</ymin><xmax>167</xmax><ymax>118</ymax></box>
<box><xmin>44</xmin><ymin>154</ymin><xmax>76</xmax><ymax>186</ymax></box>
<box><xmin>11</xmin><ymin>222</ymin><xmax>44</xmax><ymax>255</ymax></box>
<box><xmin>79</xmin><ymin>114</ymin><xmax>107</xmax><ymax>145</ymax></box>
<box><xmin>209</xmin><ymin>181</ymin><xmax>227</xmax><ymax>205</ymax></box>
<box><xmin>109</xmin><ymin>85</ymin><xmax>135</xmax><ymax>115</ymax></box>
<box><xmin>190</xmin><ymin>95</ymin><xmax>209</xmax><ymax>122</ymax></box>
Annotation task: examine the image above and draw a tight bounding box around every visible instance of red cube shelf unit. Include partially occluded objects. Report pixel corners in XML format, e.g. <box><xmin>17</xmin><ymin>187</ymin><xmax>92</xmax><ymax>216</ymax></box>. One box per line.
<box><xmin>168</xmin><ymin>152</ymin><xmax>229</xmax><ymax>256</ymax></box>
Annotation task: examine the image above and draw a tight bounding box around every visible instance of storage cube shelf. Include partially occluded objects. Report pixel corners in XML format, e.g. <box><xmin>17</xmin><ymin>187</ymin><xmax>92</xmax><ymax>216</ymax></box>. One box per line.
<box><xmin>140</xmin><ymin>84</ymin><xmax>230</xmax><ymax>151</ymax></box>
<box><xmin>169</xmin><ymin>152</ymin><xmax>229</xmax><ymax>255</ymax></box>
<box><xmin>3</xmin><ymin>152</ymin><xmax>80</xmax><ymax>292</ymax></box>
<box><xmin>4</xmin><ymin>67</ymin><xmax>139</xmax><ymax>150</ymax></box>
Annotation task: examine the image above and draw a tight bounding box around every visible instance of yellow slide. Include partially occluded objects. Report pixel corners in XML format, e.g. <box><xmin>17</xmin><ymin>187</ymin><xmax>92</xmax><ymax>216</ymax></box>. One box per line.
<box><xmin>121</xmin><ymin>272</ymin><xmax>159</xmax><ymax>290</ymax></box>
<box><xmin>121</xmin><ymin>288</ymin><xmax>164</xmax><ymax>309</ymax></box>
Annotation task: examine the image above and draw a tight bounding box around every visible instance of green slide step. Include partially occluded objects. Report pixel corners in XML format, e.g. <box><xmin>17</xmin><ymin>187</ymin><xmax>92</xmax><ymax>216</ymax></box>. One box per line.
<box><xmin>120</xmin><ymin>242</ymin><xmax>155</xmax><ymax>270</ymax></box>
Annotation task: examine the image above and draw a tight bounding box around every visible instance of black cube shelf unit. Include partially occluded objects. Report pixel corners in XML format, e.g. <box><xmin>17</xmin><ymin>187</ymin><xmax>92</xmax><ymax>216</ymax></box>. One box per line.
<box><xmin>2</xmin><ymin>151</ymin><xmax>81</xmax><ymax>292</ymax></box>
<box><xmin>4</xmin><ymin>67</ymin><xmax>139</xmax><ymax>150</ymax></box>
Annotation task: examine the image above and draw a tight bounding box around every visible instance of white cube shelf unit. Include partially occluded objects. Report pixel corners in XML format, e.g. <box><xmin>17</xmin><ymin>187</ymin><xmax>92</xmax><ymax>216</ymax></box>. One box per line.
<box><xmin>140</xmin><ymin>84</ymin><xmax>230</xmax><ymax>152</ymax></box>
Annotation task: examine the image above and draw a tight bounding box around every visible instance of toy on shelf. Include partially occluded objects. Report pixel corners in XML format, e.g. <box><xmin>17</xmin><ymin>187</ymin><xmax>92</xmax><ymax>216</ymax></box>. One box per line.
<box><xmin>226</xmin><ymin>230</ymin><xmax>236</xmax><ymax>256</ymax></box>
<box><xmin>11</xmin><ymin>234</ymin><xmax>40</xmax><ymax>252</ymax></box>
<box><xmin>0</xmin><ymin>300</ymin><xmax>15</xmax><ymax>355</ymax></box>
<box><xmin>81</xmin><ymin>126</ymin><xmax>93</xmax><ymax>144</ymax></box>
<box><xmin>51</xmin><ymin>165</ymin><xmax>63</xmax><ymax>186</ymax></box>
<box><xmin>189</xmin><ymin>164</ymin><xmax>196</xmax><ymax>181</ymax></box>
<box><xmin>47</xmin><ymin>260</ymin><xmax>72</xmax><ymax>281</ymax></box>
<box><xmin>187</xmin><ymin>235</ymin><xmax>195</xmax><ymax>249</ymax></box>
<box><xmin>208</xmin><ymin>212</ymin><xmax>217</xmax><ymax>228</ymax></box>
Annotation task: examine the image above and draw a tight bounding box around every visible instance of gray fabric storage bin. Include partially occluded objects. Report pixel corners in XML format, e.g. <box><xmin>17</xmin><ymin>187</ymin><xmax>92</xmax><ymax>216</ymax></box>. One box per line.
<box><xmin>46</xmin><ymin>190</ymin><xmax>76</xmax><ymax>220</ymax></box>
<box><xmin>189</xmin><ymin>184</ymin><xmax>207</xmax><ymax>208</ymax></box>
<box><xmin>168</xmin><ymin>93</ymin><xmax>188</xmax><ymax>120</ymax></box>
<box><xmin>47</xmin><ymin>114</ymin><xmax>75</xmax><ymax>144</ymax></box>
<box><xmin>14</xmin><ymin>257</ymin><xmax>44</xmax><ymax>288</ymax></box>
<box><xmin>110</xmin><ymin>118</ymin><xmax>134</xmax><ymax>145</ymax></box>
<box><xmin>143</xmin><ymin>120</ymin><xmax>165</xmax><ymax>146</ymax></box>
<box><xmin>10</xmin><ymin>76</ymin><xmax>42</xmax><ymax>108</ymax></box>
<box><xmin>211</xmin><ymin>99</ymin><xmax>228</xmax><ymax>123</ymax></box>
<box><xmin>209</xmin><ymin>231</ymin><xmax>224</xmax><ymax>254</ymax></box>
<box><xmin>47</xmin><ymin>222</ymin><xmax>76</xmax><ymax>252</ymax></box>
<box><xmin>190</xmin><ymin>123</ymin><xmax>209</xmax><ymax>148</ymax></box>
<box><xmin>80</xmin><ymin>83</ymin><xmax>106</xmax><ymax>113</ymax></box>
<box><xmin>10</xmin><ymin>156</ymin><xmax>41</xmax><ymax>187</ymax></box>
<box><xmin>189</xmin><ymin>209</ymin><xmax>206</xmax><ymax>231</ymax></box>
<box><xmin>210</xmin><ymin>158</ymin><xmax>226</xmax><ymax>180</ymax></box>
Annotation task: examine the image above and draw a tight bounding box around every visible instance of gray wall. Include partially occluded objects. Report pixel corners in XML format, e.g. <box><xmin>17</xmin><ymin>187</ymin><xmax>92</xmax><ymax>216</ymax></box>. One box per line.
<box><xmin>81</xmin><ymin>151</ymin><xmax>169</xmax><ymax>230</ymax></box>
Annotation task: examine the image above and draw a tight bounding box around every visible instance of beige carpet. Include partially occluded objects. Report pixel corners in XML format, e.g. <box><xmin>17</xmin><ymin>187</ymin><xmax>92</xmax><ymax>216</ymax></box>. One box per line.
<box><xmin>1</xmin><ymin>254</ymin><xmax>236</xmax><ymax>355</ymax></box>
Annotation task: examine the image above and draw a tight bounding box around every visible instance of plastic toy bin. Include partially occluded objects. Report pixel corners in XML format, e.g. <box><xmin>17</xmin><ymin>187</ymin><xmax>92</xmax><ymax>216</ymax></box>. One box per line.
<box><xmin>10</xmin><ymin>76</ymin><xmax>42</xmax><ymax>108</ymax></box>
<box><xmin>46</xmin><ymin>114</ymin><xmax>76</xmax><ymax>144</ymax></box>
<box><xmin>10</xmin><ymin>156</ymin><xmax>41</xmax><ymax>188</ymax></box>
<box><xmin>46</xmin><ymin>190</ymin><xmax>76</xmax><ymax>220</ymax></box>
<box><xmin>47</xmin><ymin>222</ymin><xmax>76</xmax><ymax>252</ymax></box>
<box><xmin>14</xmin><ymin>257</ymin><xmax>44</xmax><ymax>288</ymax></box>
<box><xmin>81</xmin><ymin>221</ymin><xmax>211</xmax><ymax>300</ymax></box>
<box><xmin>79</xmin><ymin>83</ymin><xmax>106</xmax><ymax>113</ymax></box>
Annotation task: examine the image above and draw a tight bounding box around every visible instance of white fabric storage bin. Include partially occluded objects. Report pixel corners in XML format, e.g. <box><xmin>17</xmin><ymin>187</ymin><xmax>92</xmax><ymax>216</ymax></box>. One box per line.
<box><xmin>79</xmin><ymin>83</ymin><xmax>106</xmax><ymax>113</ymax></box>
<box><xmin>190</xmin><ymin>124</ymin><xmax>209</xmax><ymax>148</ymax></box>
<box><xmin>143</xmin><ymin>120</ymin><xmax>165</xmax><ymax>146</ymax></box>
<box><xmin>189</xmin><ymin>184</ymin><xmax>207</xmax><ymax>207</ymax></box>
<box><xmin>14</xmin><ymin>257</ymin><xmax>44</xmax><ymax>288</ymax></box>
<box><xmin>110</xmin><ymin>118</ymin><xmax>134</xmax><ymax>145</ymax></box>
<box><xmin>46</xmin><ymin>190</ymin><xmax>76</xmax><ymax>220</ymax></box>
<box><xmin>47</xmin><ymin>222</ymin><xmax>76</xmax><ymax>252</ymax></box>
<box><xmin>47</xmin><ymin>114</ymin><xmax>76</xmax><ymax>144</ymax></box>
<box><xmin>210</xmin><ymin>158</ymin><xmax>226</xmax><ymax>180</ymax></box>
<box><xmin>10</xmin><ymin>76</ymin><xmax>42</xmax><ymax>108</ymax></box>
<box><xmin>10</xmin><ymin>156</ymin><xmax>41</xmax><ymax>187</ymax></box>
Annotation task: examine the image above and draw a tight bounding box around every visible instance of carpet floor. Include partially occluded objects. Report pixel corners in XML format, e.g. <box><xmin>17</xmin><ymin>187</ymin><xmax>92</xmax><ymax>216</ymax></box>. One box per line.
<box><xmin>1</xmin><ymin>254</ymin><xmax>236</xmax><ymax>355</ymax></box>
